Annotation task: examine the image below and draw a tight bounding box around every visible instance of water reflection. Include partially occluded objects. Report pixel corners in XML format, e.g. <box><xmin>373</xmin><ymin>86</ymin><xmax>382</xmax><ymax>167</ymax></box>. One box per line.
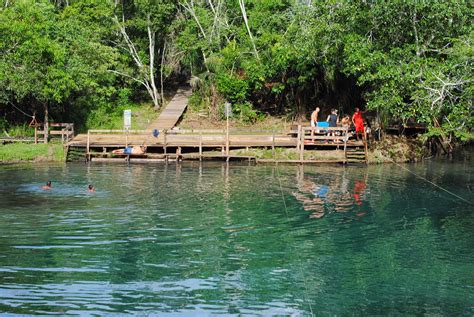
<box><xmin>0</xmin><ymin>161</ymin><xmax>473</xmax><ymax>315</ymax></box>
<box><xmin>293</xmin><ymin>166</ymin><xmax>369</xmax><ymax>218</ymax></box>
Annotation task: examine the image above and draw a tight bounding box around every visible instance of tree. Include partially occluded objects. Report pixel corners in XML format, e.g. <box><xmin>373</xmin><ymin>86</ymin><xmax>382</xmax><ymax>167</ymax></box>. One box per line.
<box><xmin>112</xmin><ymin>0</ymin><xmax>176</xmax><ymax>109</ymax></box>
<box><xmin>0</xmin><ymin>0</ymin><xmax>118</xmax><ymax>129</ymax></box>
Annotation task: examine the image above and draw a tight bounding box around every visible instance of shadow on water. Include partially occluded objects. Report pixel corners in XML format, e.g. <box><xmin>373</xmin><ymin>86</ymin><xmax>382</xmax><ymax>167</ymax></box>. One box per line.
<box><xmin>0</xmin><ymin>158</ymin><xmax>473</xmax><ymax>315</ymax></box>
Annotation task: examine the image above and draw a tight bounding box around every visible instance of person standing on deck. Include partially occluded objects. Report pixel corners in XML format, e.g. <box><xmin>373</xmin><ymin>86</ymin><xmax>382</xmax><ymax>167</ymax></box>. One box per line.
<box><xmin>326</xmin><ymin>109</ymin><xmax>339</xmax><ymax>142</ymax></box>
<box><xmin>352</xmin><ymin>107</ymin><xmax>366</xmax><ymax>141</ymax></box>
<box><xmin>310</xmin><ymin>107</ymin><xmax>320</xmax><ymax>137</ymax></box>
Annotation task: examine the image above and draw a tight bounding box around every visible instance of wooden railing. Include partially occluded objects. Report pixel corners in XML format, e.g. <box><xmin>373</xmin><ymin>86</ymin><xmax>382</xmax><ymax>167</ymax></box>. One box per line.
<box><xmin>85</xmin><ymin>128</ymin><xmax>285</xmax><ymax>157</ymax></box>
<box><xmin>36</xmin><ymin>123</ymin><xmax>74</xmax><ymax>144</ymax></box>
<box><xmin>84</xmin><ymin>126</ymin><xmax>367</xmax><ymax>163</ymax></box>
<box><xmin>295</xmin><ymin>125</ymin><xmax>350</xmax><ymax>161</ymax></box>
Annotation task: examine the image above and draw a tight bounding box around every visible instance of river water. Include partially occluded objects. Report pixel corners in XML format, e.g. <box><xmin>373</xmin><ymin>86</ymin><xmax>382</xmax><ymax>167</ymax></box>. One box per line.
<box><xmin>0</xmin><ymin>159</ymin><xmax>473</xmax><ymax>316</ymax></box>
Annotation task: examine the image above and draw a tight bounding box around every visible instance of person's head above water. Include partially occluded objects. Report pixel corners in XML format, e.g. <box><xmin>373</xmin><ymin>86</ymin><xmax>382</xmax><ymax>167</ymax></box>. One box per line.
<box><xmin>42</xmin><ymin>181</ymin><xmax>52</xmax><ymax>190</ymax></box>
<box><xmin>88</xmin><ymin>184</ymin><xmax>95</xmax><ymax>192</ymax></box>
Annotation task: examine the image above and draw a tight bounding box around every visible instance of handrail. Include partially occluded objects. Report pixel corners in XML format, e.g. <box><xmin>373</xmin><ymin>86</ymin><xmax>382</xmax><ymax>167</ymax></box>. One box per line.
<box><xmin>87</xmin><ymin>128</ymin><xmax>287</xmax><ymax>136</ymax></box>
<box><xmin>88</xmin><ymin>129</ymin><xmax>150</xmax><ymax>134</ymax></box>
<box><xmin>301</xmin><ymin>126</ymin><xmax>349</xmax><ymax>132</ymax></box>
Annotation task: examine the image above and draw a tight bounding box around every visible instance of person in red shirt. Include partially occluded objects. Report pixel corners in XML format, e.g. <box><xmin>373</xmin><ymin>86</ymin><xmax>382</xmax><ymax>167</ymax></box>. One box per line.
<box><xmin>352</xmin><ymin>107</ymin><xmax>366</xmax><ymax>141</ymax></box>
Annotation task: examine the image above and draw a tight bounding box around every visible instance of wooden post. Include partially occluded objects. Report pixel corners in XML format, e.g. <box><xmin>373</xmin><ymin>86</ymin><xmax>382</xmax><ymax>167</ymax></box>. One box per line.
<box><xmin>225</xmin><ymin>118</ymin><xmax>230</xmax><ymax>156</ymax></box>
<box><xmin>43</xmin><ymin>108</ymin><xmax>48</xmax><ymax>144</ymax></box>
<box><xmin>86</xmin><ymin>130</ymin><xmax>90</xmax><ymax>162</ymax></box>
<box><xmin>86</xmin><ymin>130</ymin><xmax>90</xmax><ymax>153</ymax></box>
<box><xmin>176</xmin><ymin>146</ymin><xmax>181</xmax><ymax>162</ymax></box>
<box><xmin>163</xmin><ymin>130</ymin><xmax>167</xmax><ymax>154</ymax></box>
<box><xmin>199</xmin><ymin>131</ymin><xmax>202</xmax><ymax>161</ymax></box>
<box><xmin>364</xmin><ymin>137</ymin><xmax>368</xmax><ymax>165</ymax></box>
<box><xmin>296</xmin><ymin>124</ymin><xmax>301</xmax><ymax>152</ymax></box>
<box><xmin>272</xmin><ymin>131</ymin><xmax>275</xmax><ymax>158</ymax></box>
<box><xmin>343</xmin><ymin>128</ymin><xmax>347</xmax><ymax>164</ymax></box>
<box><xmin>125</xmin><ymin>129</ymin><xmax>129</xmax><ymax>147</ymax></box>
<box><xmin>299</xmin><ymin>126</ymin><xmax>304</xmax><ymax>162</ymax></box>
<box><xmin>34</xmin><ymin>126</ymin><xmax>38</xmax><ymax>144</ymax></box>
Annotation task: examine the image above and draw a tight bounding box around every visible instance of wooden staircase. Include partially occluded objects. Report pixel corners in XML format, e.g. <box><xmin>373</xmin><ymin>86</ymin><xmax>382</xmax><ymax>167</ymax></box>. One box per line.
<box><xmin>66</xmin><ymin>146</ymin><xmax>86</xmax><ymax>162</ymax></box>
<box><xmin>344</xmin><ymin>140</ymin><xmax>368</xmax><ymax>164</ymax></box>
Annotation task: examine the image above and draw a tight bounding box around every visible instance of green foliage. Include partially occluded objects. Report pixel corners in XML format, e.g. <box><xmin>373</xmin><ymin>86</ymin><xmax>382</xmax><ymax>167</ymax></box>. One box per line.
<box><xmin>0</xmin><ymin>0</ymin><xmax>472</xmax><ymax>143</ymax></box>
<box><xmin>0</xmin><ymin>0</ymin><xmax>119</xmax><ymax>128</ymax></box>
<box><xmin>216</xmin><ymin>74</ymin><xmax>249</xmax><ymax>103</ymax></box>
<box><xmin>1</xmin><ymin>124</ymin><xmax>35</xmax><ymax>138</ymax></box>
<box><xmin>227</xmin><ymin>101</ymin><xmax>261</xmax><ymax>123</ymax></box>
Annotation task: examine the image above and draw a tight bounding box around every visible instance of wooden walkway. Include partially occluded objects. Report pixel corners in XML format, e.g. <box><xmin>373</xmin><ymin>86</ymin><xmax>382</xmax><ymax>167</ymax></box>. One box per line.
<box><xmin>148</xmin><ymin>87</ymin><xmax>192</xmax><ymax>130</ymax></box>
<box><xmin>67</xmin><ymin>126</ymin><xmax>368</xmax><ymax>164</ymax></box>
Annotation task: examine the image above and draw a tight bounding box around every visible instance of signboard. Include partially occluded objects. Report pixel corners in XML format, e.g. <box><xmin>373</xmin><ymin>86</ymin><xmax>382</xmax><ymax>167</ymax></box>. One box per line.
<box><xmin>224</xmin><ymin>102</ymin><xmax>232</xmax><ymax>118</ymax></box>
<box><xmin>124</xmin><ymin>109</ymin><xmax>132</xmax><ymax>130</ymax></box>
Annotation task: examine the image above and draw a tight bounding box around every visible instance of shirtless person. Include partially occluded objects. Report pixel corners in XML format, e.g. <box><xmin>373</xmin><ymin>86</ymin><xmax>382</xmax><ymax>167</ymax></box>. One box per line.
<box><xmin>310</xmin><ymin>107</ymin><xmax>320</xmax><ymax>137</ymax></box>
<box><xmin>112</xmin><ymin>145</ymin><xmax>147</xmax><ymax>155</ymax></box>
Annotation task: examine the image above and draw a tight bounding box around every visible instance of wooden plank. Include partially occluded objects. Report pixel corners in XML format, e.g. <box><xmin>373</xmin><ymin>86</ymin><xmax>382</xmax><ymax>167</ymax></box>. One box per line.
<box><xmin>148</xmin><ymin>87</ymin><xmax>192</xmax><ymax>130</ymax></box>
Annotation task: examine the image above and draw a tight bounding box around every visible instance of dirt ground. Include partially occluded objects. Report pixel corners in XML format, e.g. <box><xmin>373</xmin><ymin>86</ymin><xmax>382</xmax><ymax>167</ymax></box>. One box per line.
<box><xmin>178</xmin><ymin>110</ymin><xmax>293</xmax><ymax>131</ymax></box>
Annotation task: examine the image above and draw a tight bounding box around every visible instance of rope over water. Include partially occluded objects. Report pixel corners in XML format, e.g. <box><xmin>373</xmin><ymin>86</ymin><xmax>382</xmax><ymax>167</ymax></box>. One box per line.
<box><xmin>391</xmin><ymin>159</ymin><xmax>473</xmax><ymax>205</ymax></box>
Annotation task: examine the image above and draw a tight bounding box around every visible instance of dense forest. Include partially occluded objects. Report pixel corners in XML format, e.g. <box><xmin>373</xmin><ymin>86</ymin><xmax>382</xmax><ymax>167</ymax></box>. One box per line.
<box><xmin>0</xmin><ymin>0</ymin><xmax>472</xmax><ymax>143</ymax></box>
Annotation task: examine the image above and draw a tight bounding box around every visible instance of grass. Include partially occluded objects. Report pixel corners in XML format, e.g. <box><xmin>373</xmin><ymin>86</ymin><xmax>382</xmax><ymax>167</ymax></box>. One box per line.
<box><xmin>0</xmin><ymin>142</ymin><xmax>65</xmax><ymax>163</ymax></box>
<box><xmin>232</xmin><ymin>148</ymin><xmax>345</xmax><ymax>161</ymax></box>
<box><xmin>87</xmin><ymin>104</ymin><xmax>159</xmax><ymax>130</ymax></box>
<box><xmin>180</xmin><ymin>110</ymin><xmax>291</xmax><ymax>132</ymax></box>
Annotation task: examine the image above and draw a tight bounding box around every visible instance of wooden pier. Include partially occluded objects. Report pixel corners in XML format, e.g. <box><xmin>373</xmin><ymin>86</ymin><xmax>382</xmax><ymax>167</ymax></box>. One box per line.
<box><xmin>66</xmin><ymin>88</ymin><xmax>367</xmax><ymax>164</ymax></box>
<box><xmin>67</xmin><ymin>126</ymin><xmax>367</xmax><ymax>164</ymax></box>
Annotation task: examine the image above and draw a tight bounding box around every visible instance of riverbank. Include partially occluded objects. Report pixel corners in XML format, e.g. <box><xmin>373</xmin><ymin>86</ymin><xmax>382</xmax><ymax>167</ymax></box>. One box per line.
<box><xmin>0</xmin><ymin>143</ymin><xmax>65</xmax><ymax>163</ymax></box>
<box><xmin>1</xmin><ymin>135</ymin><xmax>429</xmax><ymax>165</ymax></box>
<box><xmin>368</xmin><ymin>135</ymin><xmax>430</xmax><ymax>163</ymax></box>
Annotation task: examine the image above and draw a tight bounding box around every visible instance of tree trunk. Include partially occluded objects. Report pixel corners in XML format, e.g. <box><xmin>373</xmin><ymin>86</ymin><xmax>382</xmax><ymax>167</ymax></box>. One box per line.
<box><xmin>238</xmin><ymin>0</ymin><xmax>259</xmax><ymax>60</ymax></box>
<box><xmin>147</xmin><ymin>18</ymin><xmax>160</xmax><ymax>109</ymax></box>
<box><xmin>113</xmin><ymin>11</ymin><xmax>161</xmax><ymax>109</ymax></box>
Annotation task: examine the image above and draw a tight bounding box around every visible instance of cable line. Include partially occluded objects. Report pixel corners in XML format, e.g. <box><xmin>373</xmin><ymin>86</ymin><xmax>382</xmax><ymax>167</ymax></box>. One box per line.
<box><xmin>391</xmin><ymin>159</ymin><xmax>472</xmax><ymax>205</ymax></box>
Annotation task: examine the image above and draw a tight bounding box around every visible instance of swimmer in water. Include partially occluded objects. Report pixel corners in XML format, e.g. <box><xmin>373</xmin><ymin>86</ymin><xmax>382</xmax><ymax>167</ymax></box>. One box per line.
<box><xmin>88</xmin><ymin>184</ymin><xmax>95</xmax><ymax>192</ymax></box>
<box><xmin>42</xmin><ymin>181</ymin><xmax>52</xmax><ymax>190</ymax></box>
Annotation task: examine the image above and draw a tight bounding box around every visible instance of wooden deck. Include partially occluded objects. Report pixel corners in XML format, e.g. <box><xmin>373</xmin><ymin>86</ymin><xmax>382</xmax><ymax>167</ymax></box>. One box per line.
<box><xmin>67</xmin><ymin>126</ymin><xmax>368</xmax><ymax>164</ymax></box>
<box><xmin>69</xmin><ymin>131</ymin><xmax>296</xmax><ymax>148</ymax></box>
<box><xmin>148</xmin><ymin>87</ymin><xmax>192</xmax><ymax>130</ymax></box>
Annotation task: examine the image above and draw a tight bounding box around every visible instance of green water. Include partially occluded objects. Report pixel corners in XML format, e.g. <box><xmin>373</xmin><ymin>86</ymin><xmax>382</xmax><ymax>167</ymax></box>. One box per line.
<box><xmin>0</xmin><ymin>160</ymin><xmax>473</xmax><ymax>316</ymax></box>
